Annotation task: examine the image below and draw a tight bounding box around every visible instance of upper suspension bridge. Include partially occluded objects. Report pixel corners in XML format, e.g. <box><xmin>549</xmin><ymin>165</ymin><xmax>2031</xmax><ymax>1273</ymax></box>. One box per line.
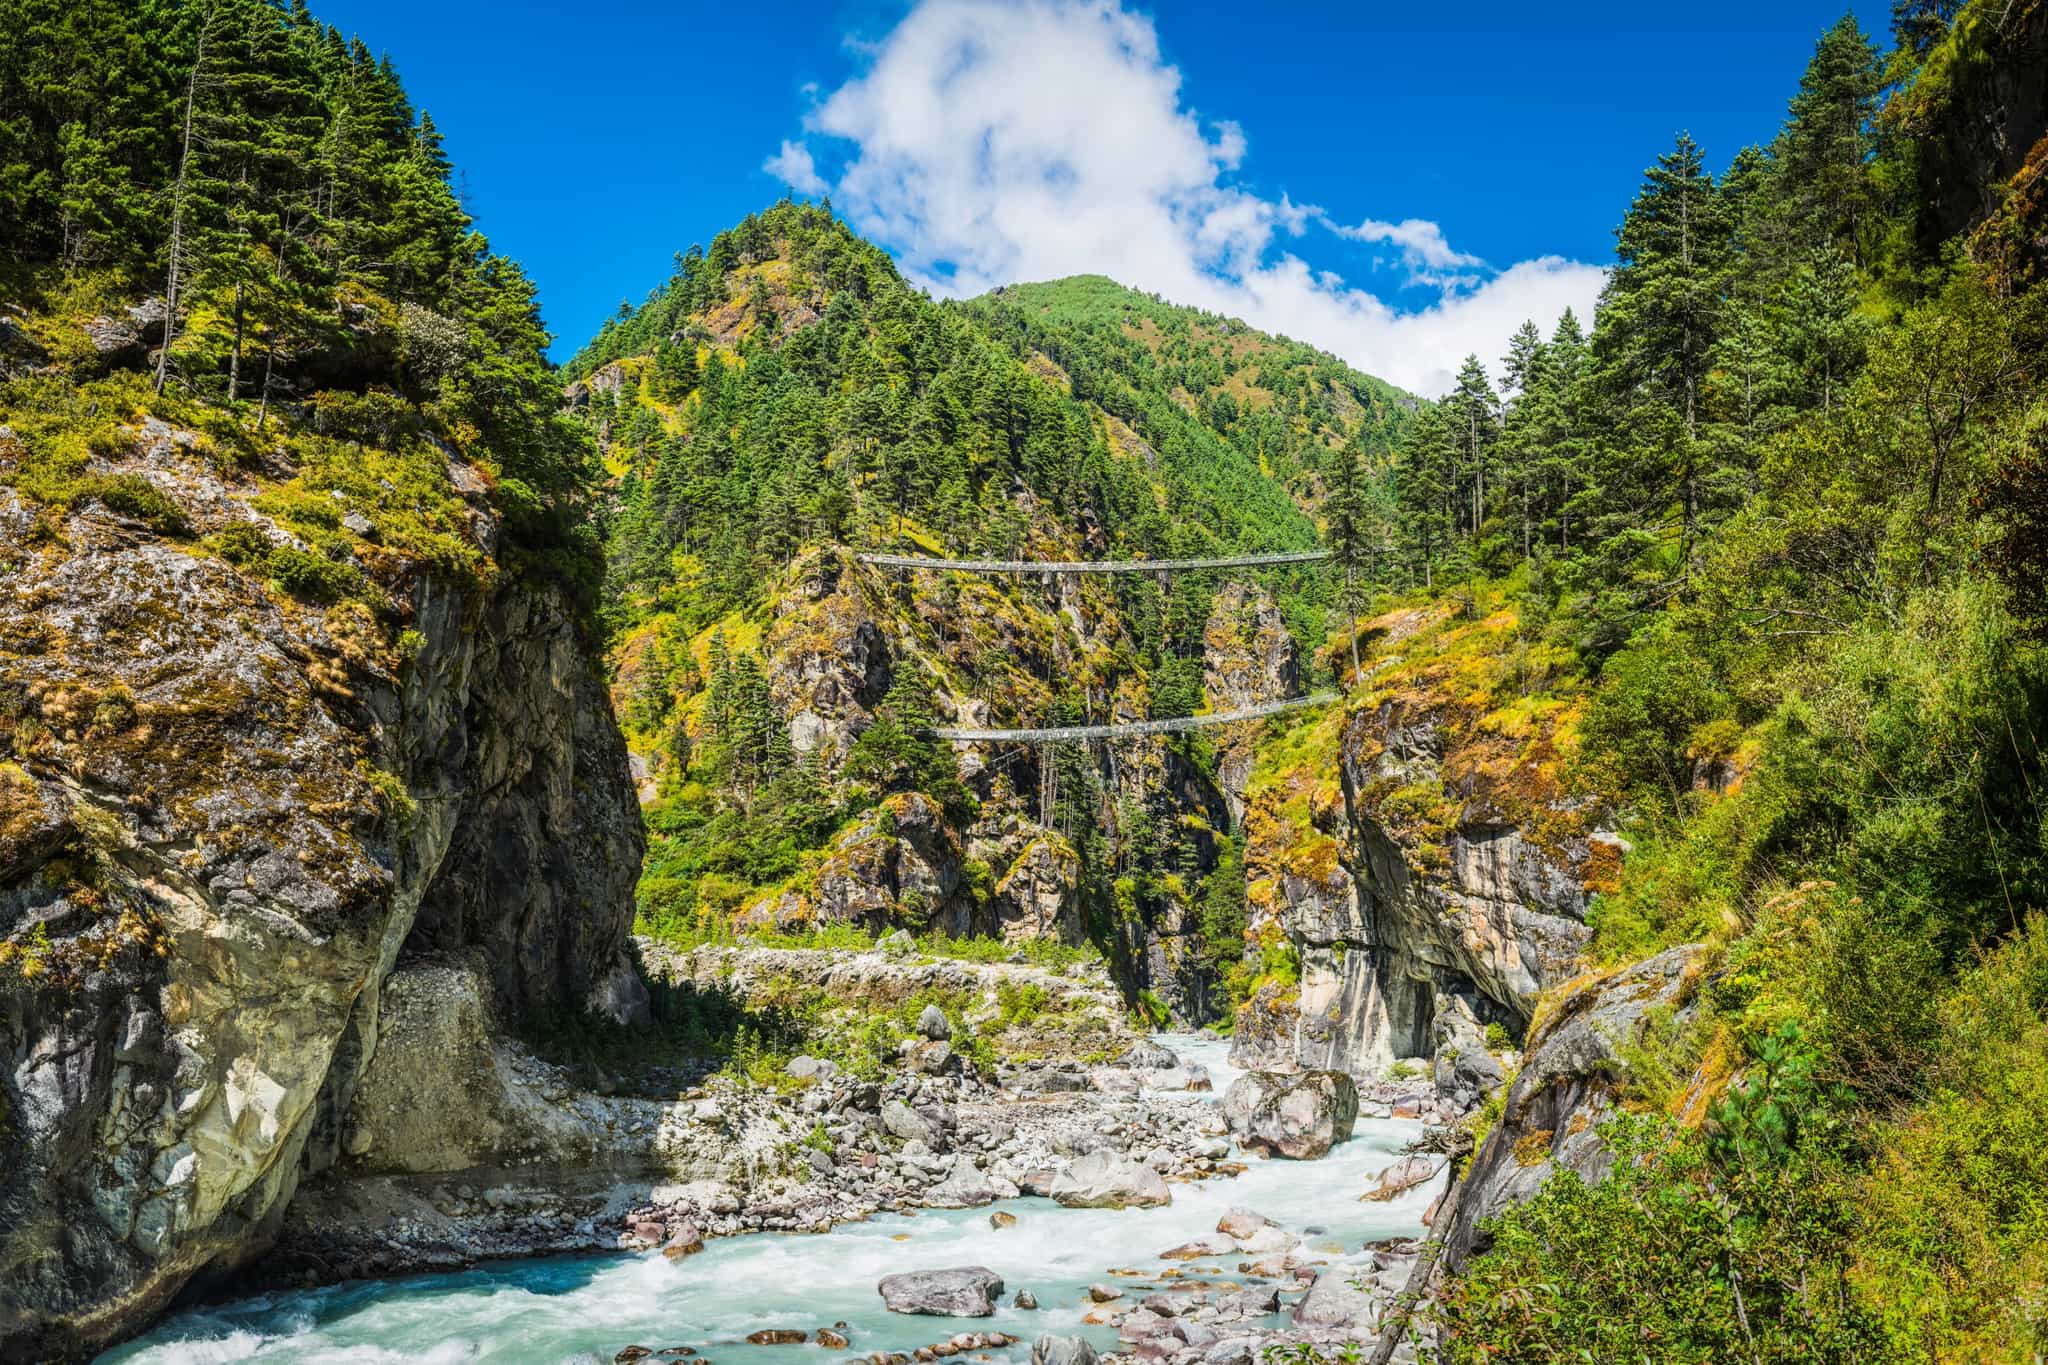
<box><xmin>857</xmin><ymin>549</ymin><xmax>1329</xmax><ymax>575</ymax></box>
<box><xmin>859</xmin><ymin>545</ymin><xmax>1336</xmax><ymax>746</ymax></box>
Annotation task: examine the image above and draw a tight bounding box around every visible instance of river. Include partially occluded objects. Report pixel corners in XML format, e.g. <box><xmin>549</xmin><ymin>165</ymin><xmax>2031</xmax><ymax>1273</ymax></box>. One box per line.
<box><xmin>105</xmin><ymin>1036</ymin><xmax>1442</xmax><ymax>1364</ymax></box>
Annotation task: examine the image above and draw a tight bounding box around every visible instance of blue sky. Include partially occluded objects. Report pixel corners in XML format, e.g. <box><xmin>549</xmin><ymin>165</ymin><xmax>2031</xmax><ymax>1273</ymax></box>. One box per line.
<box><xmin>315</xmin><ymin>0</ymin><xmax>1890</xmax><ymax>394</ymax></box>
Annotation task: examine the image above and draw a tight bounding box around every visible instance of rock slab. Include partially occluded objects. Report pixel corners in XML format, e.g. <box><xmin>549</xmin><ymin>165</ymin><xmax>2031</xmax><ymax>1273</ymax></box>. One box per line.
<box><xmin>1046</xmin><ymin>1149</ymin><xmax>1172</xmax><ymax>1208</ymax></box>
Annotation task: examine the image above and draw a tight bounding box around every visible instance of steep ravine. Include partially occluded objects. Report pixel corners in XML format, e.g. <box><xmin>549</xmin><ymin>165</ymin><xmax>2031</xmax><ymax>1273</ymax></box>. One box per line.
<box><xmin>0</xmin><ymin>445</ymin><xmax>643</xmax><ymax>1358</ymax></box>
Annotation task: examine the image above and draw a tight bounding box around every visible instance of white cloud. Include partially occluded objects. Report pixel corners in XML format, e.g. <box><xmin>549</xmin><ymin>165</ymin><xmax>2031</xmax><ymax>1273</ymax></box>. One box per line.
<box><xmin>1323</xmin><ymin>215</ymin><xmax>1491</xmax><ymax>290</ymax></box>
<box><xmin>765</xmin><ymin>0</ymin><xmax>1604</xmax><ymax>397</ymax></box>
<box><xmin>763</xmin><ymin>139</ymin><xmax>828</xmax><ymax>196</ymax></box>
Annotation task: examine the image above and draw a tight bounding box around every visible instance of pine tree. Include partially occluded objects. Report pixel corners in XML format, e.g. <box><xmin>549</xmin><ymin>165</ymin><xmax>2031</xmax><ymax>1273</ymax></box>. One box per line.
<box><xmin>1773</xmin><ymin>15</ymin><xmax>1884</xmax><ymax>261</ymax></box>
<box><xmin>1445</xmin><ymin>355</ymin><xmax>1501</xmax><ymax>543</ymax></box>
<box><xmin>1500</xmin><ymin>322</ymin><xmax>1548</xmax><ymax>559</ymax></box>
<box><xmin>1592</xmin><ymin>133</ymin><xmax>1735</xmax><ymax>562</ymax></box>
<box><xmin>1325</xmin><ymin>435</ymin><xmax>1372</xmax><ymax>683</ymax></box>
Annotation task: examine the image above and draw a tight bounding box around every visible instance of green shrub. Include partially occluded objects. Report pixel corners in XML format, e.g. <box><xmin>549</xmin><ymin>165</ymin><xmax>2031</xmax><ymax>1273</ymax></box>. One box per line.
<box><xmin>1436</xmin><ymin>1105</ymin><xmax>1876</xmax><ymax>1363</ymax></box>
<box><xmin>265</xmin><ymin>545</ymin><xmax>361</xmax><ymax>602</ymax></box>
<box><xmin>1853</xmin><ymin>916</ymin><xmax>2048</xmax><ymax>1361</ymax></box>
<box><xmin>86</xmin><ymin>474</ymin><xmax>187</xmax><ymax>533</ymax></box>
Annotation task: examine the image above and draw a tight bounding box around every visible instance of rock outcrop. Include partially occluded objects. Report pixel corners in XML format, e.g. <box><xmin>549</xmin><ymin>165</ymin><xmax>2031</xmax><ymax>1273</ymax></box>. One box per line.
<box><xmin>1441</xmin><ymin>943</ymin><xmax>1705</xmax><ymax>1268</ymax></box>
<box><xmin>0</xmin><ymin>424</ymin><xmax>641</xmax><ymax>1357</ymax></box>
<box><xmin>1234</xmin><ymin>604</ymin><xmax>1600</xmax><ymax>1090</ymax></box>
<box><xmin>1202</xmin><ymin>582</ymin><xmax>1299</xmax><ymax>821</ymax></box>
<box><xmin>1046</xmin><ymin>1148</ymin><xmax>1172</xmax><ymax>1208</ymax></box>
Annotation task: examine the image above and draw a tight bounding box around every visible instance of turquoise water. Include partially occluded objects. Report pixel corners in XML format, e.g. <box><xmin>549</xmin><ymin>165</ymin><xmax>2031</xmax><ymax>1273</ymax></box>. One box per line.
<box><xmin>105</xmin><ymin>1037</ymin><xmax>1439</xmax><ymax>1364</ymax></box>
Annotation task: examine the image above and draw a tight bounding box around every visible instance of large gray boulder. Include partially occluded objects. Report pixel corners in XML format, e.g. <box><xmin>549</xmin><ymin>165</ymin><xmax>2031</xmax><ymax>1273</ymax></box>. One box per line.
<box><xmin>925</xmin><ymin>1159</ymin><xmax>1000</xmax><ymax>1209</ymax></box>
<box><xmin>1291</xmin><ymin>1268</ymin><xmax>1381</xmax><ymax>1327</ymax></box>
<box><xmin>1047</xmin><ymin>1149</ymin><xmax>1172</xmax><ymax>1208</ymax></box>
<box><xmin>917</xmin><ymin>1003</ymin><xmax>953</xmax><ymax>1041</ymax></box>
<box><xmin>1221</xmin><ymin>1070</ymin><xmax>1358</xmax><ymax>1158</ymax></box>
<box><xmin>1116</xmin><ymin>1040</ymin><xmax>1179</xmax><ymax>1069</ymax></box>
<box><xmin>880</xmin><ymin>1100</ymin><xmax>937</xmax><ymax>1144</ymax></box>
<box><xmin>878</xmin><ymin>1266</ymin><xmax>1005</xmax><ymax>1316</ymax></box>
<box><xmin>1032</xmin><ymin>1336</ymin><xmax>1097</xmax><ymax>1365</ymax></box>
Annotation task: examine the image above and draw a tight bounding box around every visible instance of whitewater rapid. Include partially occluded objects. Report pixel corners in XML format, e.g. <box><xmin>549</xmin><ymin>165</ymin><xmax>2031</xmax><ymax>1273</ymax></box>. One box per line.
<box><xmin>104</xmin><ymin>1036</ymin><xmax>1442</xmax><ymax>1364</ymax></box>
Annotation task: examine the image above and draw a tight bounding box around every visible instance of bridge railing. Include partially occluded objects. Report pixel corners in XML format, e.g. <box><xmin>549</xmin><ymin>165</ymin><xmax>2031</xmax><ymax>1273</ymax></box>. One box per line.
<box><xmin>925</xmin><ymin>693</ymin><xmax>1336</xmax><ymax>743</ymax></box>
<box><xmin>858</xmin><ymin>550</ymin><xmax>1329</xmax><ymax>574</ymax></box>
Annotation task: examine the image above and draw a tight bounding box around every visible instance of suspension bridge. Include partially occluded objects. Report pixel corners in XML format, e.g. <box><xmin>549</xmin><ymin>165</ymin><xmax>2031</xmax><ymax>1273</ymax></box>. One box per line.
<box><xmin>861</xmin><ymin>545</ymin><xmax>1336</xmax><ymax>748</ymax></box>
<box><xmin>930</xmin><ymin>692</ymin><xmax>1336</xmax><ymax>742</ymax></box>
<box><xmin>857</xmin><ymin>549</ymin><xmax>1329</xmax><ymax>575</ymax></box>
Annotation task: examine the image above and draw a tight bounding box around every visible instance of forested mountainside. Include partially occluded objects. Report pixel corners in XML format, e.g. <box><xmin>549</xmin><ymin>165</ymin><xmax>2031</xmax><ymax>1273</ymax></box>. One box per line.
<box><xmin>1</xmin><ymin>0</ymin><xmax>2047</xmax><ymax>1359</ymax></box>
<box><xmin>0</xmin><ymin>2</ymin><xmax>639</xmax><ymax>1354</ymax></box>
<box><xmin>567</xmin><ymin>201</ymin><xmax>1414</xmax><ymax>1021</ymax></box>
<box><xmin>965</xmin><ymin>275</ymin><xmax>1417</xmax><ymax>513</ymax></box>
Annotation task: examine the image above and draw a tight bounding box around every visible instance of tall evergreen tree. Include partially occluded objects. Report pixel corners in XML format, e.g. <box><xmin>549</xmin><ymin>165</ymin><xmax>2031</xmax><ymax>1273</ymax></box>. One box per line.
<box><xmin>1592</xmin><ymin>133</ymin><xmax>1736</xmax><ymax>562</ymax></box>
<box><xmin>1773</xmin><ymin>14</ymin><xmax>1885</xmax><ymax>261</ymax></box>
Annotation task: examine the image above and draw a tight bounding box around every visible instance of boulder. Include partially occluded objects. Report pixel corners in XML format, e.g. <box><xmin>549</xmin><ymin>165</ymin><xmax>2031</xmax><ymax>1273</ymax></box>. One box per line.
<box><xmin>1151</xmin><ymin>1065</ymin><xmax>1211</xmax><ymax>1092</ymax></box>
<box><xmin>881</xmin><ymin>1100</ymin><xmax>937</xmax><ymax>1145</ymax></box>
<box><xmin>1013</xmin><ymin>1289</ymin><xmax>1038</xmax><ymax>1310</ymax></box>
<box><xmin>1160</xmin><ymin>1234</ymin><xmax>1234</xmax><ymax>1260</ymax></box>
<box><xmin>926</xmin><ymin>1159</ymin><xmax>999</xmax><ymax>1209</ymax></box>
<box><xmin>1116</xmin><ymin>1040</ymin><xmax>1180</xmax><ymax>1070</ymax></box>
<box><xmin>878</xmin><ymin>1267</ymin><xmax>1005</xmax><ymax>1317</ymax></box>
<box><xmin>1291</xmin><ymin>1269</ymin><xmax>1380</xmax><ymax>1328</ymax></box>
<box><xmin>917</xmin><ymin>1004</ymin><xmax>954</xmax><ymax>1041</ymax></box>
<box><xmin>1212</xmin><ymin>1286</ymin><xmax>1281</xmax><ymax>1321</ymax></box>
<box><xmin>747</xmin><ymin>1330</ymin><xmax>809</xmax><ymax>1345</ymax></box>
<box><xmin>787</xmin><ymin>1054</ymin><xmax>842</xmax><ymax>1082</ymax></box>
<box><xmin>1088</xmin><ymin>1067</ymin><xmax>1141</xmax><ymax>1095</ymax></box>
<box><xmin>1047</xmin><ymin>1149</ymin><xmax>1171</xmax><ymax>1209</ymax></box>
<box><xmin>1220</xmin><ymin>1070</ymin><xmax>1357</xmax><ymax>1159</ymax></box>
<box><xmin>1031</xmin><ymin>1337</ymin><xmax>1096</xmax><ymax>1365</ymax></box>
<box><xmin>1216</xmin><ymin>1206</ymin><xmax>1272</xmax><ymax>1240</ymax></box>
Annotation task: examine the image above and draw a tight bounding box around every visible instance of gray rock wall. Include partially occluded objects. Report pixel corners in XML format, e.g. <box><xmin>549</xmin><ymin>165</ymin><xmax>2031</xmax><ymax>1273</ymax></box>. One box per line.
<box><xmin>0</xmin><ymin>482</ymin><xmax>641</xmax><ymax>1357</ymax></box>
<box><xmin>1441</xmin><ymin>944</ymin><xmax>1704</xmax><ymax>1268</ymax></box>
<box><xmin>1234</xmin><ymin>701</ymin><xmax>1593</xmax><ymax>1085</ymax></box>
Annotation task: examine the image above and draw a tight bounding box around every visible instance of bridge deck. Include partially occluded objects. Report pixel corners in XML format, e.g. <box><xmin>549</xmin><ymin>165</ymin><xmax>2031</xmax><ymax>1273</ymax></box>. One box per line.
<box><xmin>859</xmin><ymin>550</ymin><xmax>1328</xmax><ymax>574</ymax></box>
<box><xmin>927</xmin><ymin>692</ymin><xmax>1336</xmax><ymax>743</ymax></box>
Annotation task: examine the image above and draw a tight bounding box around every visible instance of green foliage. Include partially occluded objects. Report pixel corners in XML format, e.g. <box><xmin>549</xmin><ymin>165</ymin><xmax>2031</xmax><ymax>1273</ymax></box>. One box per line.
<box><xmin>207</xmin><ymin>522</ymin><xmax>361</xmax><ymax>602</ymax></box>
<box><xmin>0</xmin><ymin>0</ymin><xmax>599</xmax><ymax>580</ymax></box>
<box><xmin>1438</xmin><ymin>1048</ymin><xmax>1876</xmax><ymax>1363</ymax></box>
<box><xmin>1840</xmin><ymin>914</ymin><xmax>2048</xmax><ymax>1360</ymax></box>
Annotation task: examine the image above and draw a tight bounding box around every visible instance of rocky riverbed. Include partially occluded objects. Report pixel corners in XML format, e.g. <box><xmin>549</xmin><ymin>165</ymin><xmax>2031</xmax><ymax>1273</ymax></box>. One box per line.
<box><xmin>109</xmin><ymin>1024</ymin><xmax>1468</xmax><ymax>1365</ymax></box>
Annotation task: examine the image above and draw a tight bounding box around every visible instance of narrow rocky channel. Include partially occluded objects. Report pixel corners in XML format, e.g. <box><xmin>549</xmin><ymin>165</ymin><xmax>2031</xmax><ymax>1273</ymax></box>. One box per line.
<box><xmin>103</xmin><ymin>1036</ymin><xmax>1445</xmax><ymax>1365</ymax></box>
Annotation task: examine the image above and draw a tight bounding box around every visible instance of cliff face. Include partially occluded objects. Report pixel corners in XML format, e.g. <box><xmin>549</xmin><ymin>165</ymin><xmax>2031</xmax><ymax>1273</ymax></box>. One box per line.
<box><xmin>1899</xmin><ymin>0</ymin><xmax>2048</xmax><ymax>285</ymax></box>
<box><xmin>0</xmin><ymin>425</ymin><xmax>641</xmax><ymax>1357</ymax></box>
<box><xmin>1441</xmin><ymin>943</ymin><xmax>1705</xmax><ymax>1268</ymax></box>
<box><xmin>1232</xmin><ymin>601</ymin><xmax>1602</xmax><ymax>1090</ymax></box>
